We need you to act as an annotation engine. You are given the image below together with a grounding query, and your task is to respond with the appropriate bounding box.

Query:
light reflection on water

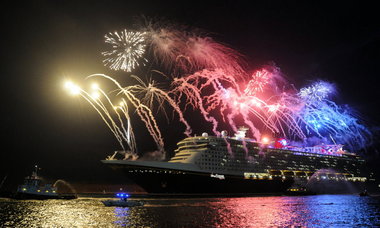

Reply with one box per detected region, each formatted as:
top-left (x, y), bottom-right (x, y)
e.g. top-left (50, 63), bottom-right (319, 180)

top-left (1, 195), bottom-right (380, 227)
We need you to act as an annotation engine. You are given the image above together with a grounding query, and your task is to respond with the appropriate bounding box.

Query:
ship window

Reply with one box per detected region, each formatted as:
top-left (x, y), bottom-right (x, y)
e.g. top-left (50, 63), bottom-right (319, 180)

top-left (175, 153), bottom-right (191, 157)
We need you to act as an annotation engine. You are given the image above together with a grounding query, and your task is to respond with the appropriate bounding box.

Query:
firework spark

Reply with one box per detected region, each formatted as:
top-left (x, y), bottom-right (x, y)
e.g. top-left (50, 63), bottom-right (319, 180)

top-left (102, 30), bottom-right (147, 72)
top-left (299, 81), bottom-right (335, 102)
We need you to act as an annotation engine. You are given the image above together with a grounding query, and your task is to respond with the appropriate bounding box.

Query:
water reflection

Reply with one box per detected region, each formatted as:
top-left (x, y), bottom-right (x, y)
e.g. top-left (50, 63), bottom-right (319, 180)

top-left (305, 195), bottom-right (380, 227)
top-left (206, 197), bottom-right (313, 227)
top-left (1, 195), bottom-right (379, 227)
top-left (113, 206), bottom-right (158, 227)
top-left (207, 195), bottom-right (380, 227)
top-left (0, 198), bottom-right (116, 227)
top-left (114, 207), bottom-right (130, 226)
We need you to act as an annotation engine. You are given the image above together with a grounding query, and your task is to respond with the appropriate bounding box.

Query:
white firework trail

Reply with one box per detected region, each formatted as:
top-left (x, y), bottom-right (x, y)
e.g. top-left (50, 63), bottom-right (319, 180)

top-left (127, 75), bottom-right (192, 137)
top-left (88, 74), bottom-right (165, 152)
top-left (64, 81), bottom-right (137, 154)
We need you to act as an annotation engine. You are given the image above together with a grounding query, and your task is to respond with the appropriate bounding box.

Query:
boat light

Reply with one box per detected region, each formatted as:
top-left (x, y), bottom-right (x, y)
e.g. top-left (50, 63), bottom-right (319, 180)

top-left (116, 193), bottom-right (130, 198)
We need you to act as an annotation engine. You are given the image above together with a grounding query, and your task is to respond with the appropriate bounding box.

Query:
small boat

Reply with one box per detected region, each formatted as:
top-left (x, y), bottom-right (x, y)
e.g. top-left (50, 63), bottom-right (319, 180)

top-left (102, 193), bottom-right (144, 207)
top-left (12, 165), bottom-right (77, 200)
top-left (359, 190), bottom-right (369, 196)
top-left (285, 187), bottom-right (316, 196)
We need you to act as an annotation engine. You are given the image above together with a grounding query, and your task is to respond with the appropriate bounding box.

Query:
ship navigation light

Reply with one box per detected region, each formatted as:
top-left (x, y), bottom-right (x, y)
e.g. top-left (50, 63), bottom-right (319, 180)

top-left (262, 137), bottom-right (270, 144)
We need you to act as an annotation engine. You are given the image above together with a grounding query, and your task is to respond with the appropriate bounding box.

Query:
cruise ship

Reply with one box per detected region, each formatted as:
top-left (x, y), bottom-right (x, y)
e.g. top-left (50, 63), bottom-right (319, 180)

top-left (102, 128), bottom-right (374, 195)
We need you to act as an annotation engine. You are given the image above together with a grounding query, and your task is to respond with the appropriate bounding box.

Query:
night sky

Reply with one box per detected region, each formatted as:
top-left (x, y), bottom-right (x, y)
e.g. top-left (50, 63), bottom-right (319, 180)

top-left (1, 1), bottom-right (379, 192)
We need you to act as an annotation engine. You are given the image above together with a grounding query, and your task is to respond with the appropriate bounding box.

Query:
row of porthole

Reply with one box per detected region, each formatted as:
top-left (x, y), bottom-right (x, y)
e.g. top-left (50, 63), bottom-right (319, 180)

top-left (21, 188), bottom-right (55, 193)
top-left (128, 170), bottom-right (185, 174)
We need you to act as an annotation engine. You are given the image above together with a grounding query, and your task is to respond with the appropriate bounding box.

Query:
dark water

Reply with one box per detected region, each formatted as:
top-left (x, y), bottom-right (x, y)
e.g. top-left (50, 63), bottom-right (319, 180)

top-left (1, 195), bottom-right (380, 227)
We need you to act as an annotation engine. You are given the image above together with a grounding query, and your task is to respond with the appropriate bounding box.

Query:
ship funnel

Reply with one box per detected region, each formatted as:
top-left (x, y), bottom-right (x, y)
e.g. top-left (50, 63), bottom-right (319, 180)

top-left (202, 132), bottom-right (209, 137)
top-left (235, 126), bottom-right (248, 139)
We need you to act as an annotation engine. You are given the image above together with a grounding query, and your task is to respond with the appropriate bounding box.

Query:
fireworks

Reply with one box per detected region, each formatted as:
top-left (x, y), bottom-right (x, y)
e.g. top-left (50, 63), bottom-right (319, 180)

top-left (244, 69), bottom-right (271, 96)
top-left (105, 22), bottom-right (246, 76)
top-left (298, 81), bottom-right (371, 150)
top-left (65, 21), bottom-right (373, 157)
top-left (102, 30), bottom-right (147, 72)
top-left (299, 81), bottom-right (335, 102)
top-left (183, 36), bottom-right (246, 75)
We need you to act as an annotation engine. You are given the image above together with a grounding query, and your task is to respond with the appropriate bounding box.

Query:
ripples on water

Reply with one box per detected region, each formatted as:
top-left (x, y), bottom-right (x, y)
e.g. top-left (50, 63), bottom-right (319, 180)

top-left (1, 195), bottom-right (380, 227)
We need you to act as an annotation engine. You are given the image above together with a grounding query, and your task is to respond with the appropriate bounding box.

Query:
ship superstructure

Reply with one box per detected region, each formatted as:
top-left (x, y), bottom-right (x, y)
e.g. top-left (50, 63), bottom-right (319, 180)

top-left (102, 128), bottom-right (372, 194)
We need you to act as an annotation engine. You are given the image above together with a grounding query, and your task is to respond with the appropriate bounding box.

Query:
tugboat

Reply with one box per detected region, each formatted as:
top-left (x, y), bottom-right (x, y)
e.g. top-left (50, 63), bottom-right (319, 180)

top-left (13, 165), bottom-right (77, 200)
top-left (102, 193), bottom-right (144, 207)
